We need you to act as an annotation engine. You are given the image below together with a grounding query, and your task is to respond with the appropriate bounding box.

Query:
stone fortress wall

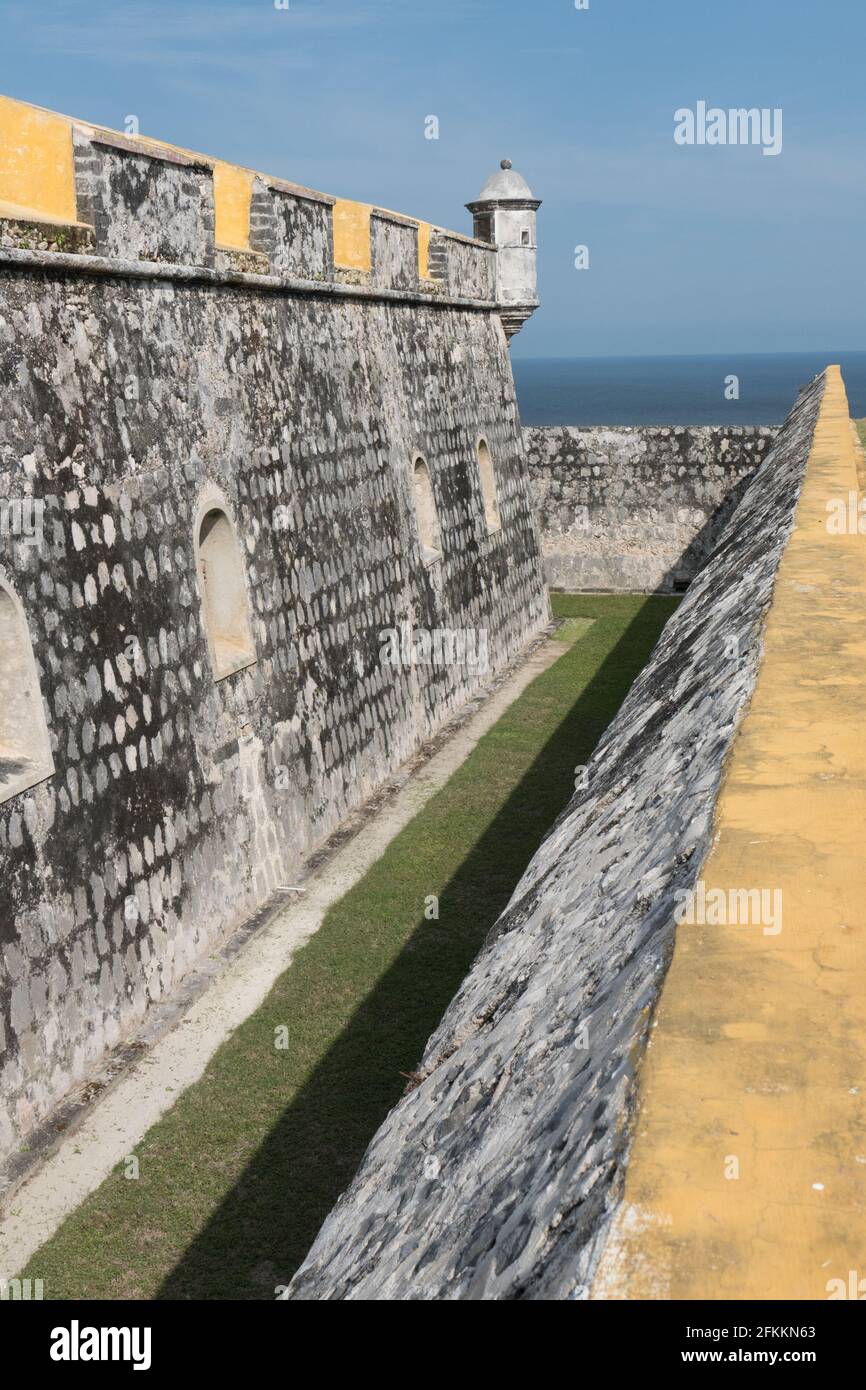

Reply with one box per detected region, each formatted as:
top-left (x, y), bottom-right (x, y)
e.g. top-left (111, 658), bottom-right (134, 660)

top-left (289, 370), bottom-right (836, 1300)
top-left (0, 97), bottom-right (549, 1168)
top-left (525, 424), bottom-right (778, 593)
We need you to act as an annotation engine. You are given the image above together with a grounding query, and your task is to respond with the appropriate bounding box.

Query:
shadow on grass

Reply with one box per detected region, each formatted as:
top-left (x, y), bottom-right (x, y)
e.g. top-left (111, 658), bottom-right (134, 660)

top-left (157, 596), bottom-right (677, 1300)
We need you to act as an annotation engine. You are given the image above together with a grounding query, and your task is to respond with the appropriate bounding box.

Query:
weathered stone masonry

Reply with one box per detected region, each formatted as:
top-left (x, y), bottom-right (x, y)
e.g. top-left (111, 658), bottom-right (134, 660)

top-left (525, 424), bottom-right (777, 593)
top-left (289, 374), bottom-right (825, 1300)
top-left (0, 103), bottom-right (549, 1167)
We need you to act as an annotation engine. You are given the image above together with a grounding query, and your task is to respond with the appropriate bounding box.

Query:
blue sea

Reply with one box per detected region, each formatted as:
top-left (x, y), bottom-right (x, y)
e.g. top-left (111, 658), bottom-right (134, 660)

top-left (513, 352), bottom-right (866, 427)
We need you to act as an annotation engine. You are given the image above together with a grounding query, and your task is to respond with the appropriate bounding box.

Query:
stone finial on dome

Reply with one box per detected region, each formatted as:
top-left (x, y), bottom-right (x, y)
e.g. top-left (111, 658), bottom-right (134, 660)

top-left (474, 160), bottom-right (535, 204)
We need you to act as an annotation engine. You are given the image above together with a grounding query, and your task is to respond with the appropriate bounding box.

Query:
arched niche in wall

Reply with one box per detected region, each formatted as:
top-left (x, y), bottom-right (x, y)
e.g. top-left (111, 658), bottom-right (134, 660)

top-left (194, 487), bottom-right (257, 681)
top-left (476, 437), bottom-right (501, 533)
top-left (412, 456), bottom-right (442, 566)
top-left (0, 571), bottom-right (54, 804)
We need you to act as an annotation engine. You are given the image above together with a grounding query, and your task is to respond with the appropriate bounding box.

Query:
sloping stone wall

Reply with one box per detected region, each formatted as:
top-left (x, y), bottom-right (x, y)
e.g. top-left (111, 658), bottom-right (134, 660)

top-left (525, 424), bottom-right (777, 593)
top-left (288, 374), bottom-right (825, 1301)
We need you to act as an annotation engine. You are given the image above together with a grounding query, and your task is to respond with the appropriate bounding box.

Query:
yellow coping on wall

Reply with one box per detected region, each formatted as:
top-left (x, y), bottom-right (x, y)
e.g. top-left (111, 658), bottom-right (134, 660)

top-left (0, 94), bottom-right (79, 226)
top-left (0, 93), bottom-right (434, 277)
top-left (211, 160), bottom-right (255, 252)
top-left (332, 198), bottom-right (372, 272)
top-left (593, 365), bottom-right (866, 1301)
top-left (417, 220), bottom-right (432, 280)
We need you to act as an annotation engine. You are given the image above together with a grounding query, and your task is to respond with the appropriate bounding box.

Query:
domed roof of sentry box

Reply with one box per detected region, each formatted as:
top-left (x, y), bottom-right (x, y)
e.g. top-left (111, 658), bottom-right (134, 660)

top-left (476, 159), bottom-right (534, 202)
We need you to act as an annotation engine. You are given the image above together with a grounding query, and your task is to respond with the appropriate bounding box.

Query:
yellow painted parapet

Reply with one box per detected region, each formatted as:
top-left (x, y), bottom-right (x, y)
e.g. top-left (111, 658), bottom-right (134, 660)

top-left (211, 160), bottom-right (255, 252)
top-left (0, 92), bottom-right (438, 280)
top-left (0, 94), bottom-right (79, 226)
top-left (417, 221), bottom-right (432, 280)
top-left (593, 366), bottom-right (866, 1301)
top-left (332, 199), bottom-right (372, 273)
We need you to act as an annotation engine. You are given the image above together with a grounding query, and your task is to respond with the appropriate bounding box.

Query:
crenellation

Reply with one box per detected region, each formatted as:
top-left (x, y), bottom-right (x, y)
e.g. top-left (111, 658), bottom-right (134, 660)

top-left (370, 210), bottom-right (419, 291)
top-left (0, 99), bottom-right (528, 333)
top-left (72, 127), bottom-right (216, 269)
top-left (249, 176), bottom-right (334, 280)
top-left (427, 228), bottom-right (497, 301)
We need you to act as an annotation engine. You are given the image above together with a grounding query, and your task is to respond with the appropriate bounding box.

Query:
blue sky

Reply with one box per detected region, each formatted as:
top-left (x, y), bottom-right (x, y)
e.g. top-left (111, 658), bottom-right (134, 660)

top-left (1, 0), bottom-right (864, 359)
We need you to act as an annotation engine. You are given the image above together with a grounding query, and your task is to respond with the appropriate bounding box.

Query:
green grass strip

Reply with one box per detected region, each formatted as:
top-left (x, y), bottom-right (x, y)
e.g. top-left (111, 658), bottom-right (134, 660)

top-left (20, 593), bottom-right (678, 1300)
